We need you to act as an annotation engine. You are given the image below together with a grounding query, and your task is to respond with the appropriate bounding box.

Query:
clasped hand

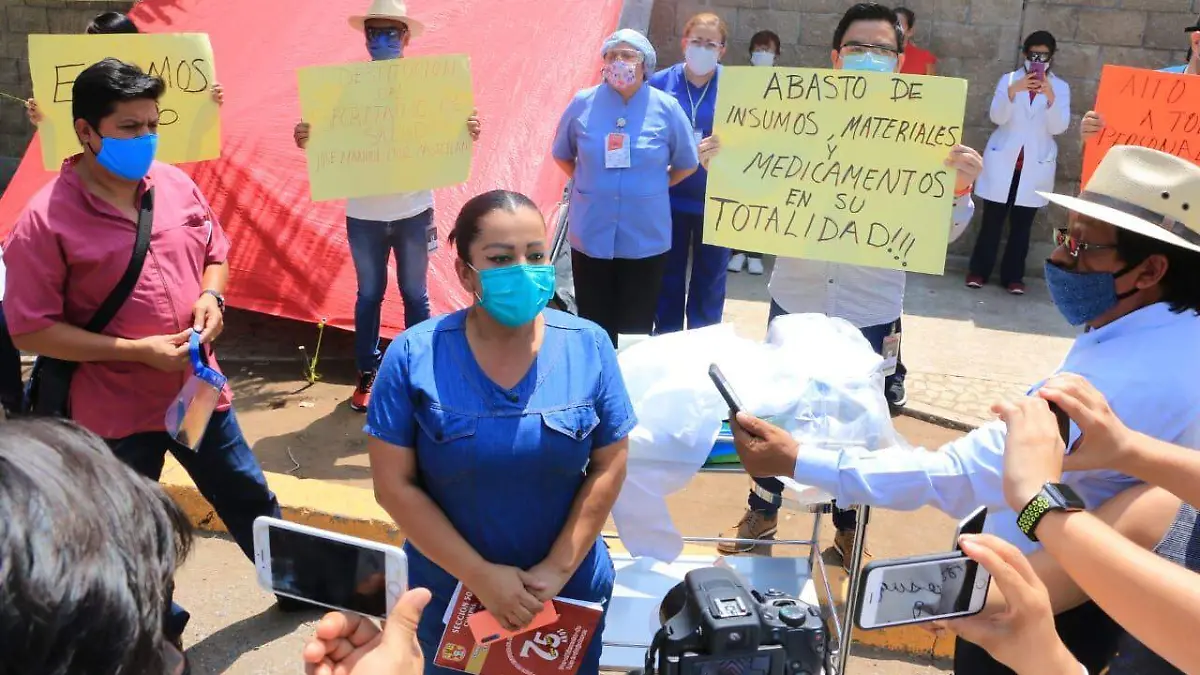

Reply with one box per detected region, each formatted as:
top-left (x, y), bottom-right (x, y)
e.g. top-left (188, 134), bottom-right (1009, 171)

top-left (470, 560), bottom-right (571, 633)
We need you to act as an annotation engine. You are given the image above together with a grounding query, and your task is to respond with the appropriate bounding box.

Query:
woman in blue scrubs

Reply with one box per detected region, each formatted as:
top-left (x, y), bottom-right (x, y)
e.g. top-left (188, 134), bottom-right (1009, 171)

top-left (366, 190), bottom-right (636, 675)
top-left (651, 12), bottom-right (731, 333)
top-left (552, 29), bottom-right (700, 346)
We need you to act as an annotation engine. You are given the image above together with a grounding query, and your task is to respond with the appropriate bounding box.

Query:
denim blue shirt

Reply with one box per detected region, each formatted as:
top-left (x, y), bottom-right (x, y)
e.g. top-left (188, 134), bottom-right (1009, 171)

top-left (552, 83), bottom-right (700, 259)
top-left (650, 63), bottom-right (720, 215)
top-left (365, 308), bottom-right (637, 674)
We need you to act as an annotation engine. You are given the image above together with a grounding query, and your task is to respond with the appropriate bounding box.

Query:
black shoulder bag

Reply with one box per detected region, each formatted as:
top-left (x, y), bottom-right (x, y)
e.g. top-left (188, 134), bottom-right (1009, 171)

top-left (26, 188), bottom-right (155, 417)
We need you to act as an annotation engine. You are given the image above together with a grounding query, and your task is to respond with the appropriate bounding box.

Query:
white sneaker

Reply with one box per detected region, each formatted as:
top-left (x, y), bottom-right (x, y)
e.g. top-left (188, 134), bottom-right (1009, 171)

top-left (728, 253), bottom-right (746, 273)
top-left (747, 257), bottom-right (764, 275)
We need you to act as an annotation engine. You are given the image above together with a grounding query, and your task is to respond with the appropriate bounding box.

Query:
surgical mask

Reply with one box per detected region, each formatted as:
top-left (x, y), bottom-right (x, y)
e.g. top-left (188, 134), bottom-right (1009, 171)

top-left (603, 60), bottom-right (639, 88)
top-left (368, 34), bottom-right (403, 60)
top-left (750, 51), bottom-right (776, 67)
top-left (474, 263), bottom-right (556, 327)
top-left (1043, 260), bottom-right (1137, 326)
top-left (684, 44), bottom-right (719, 76)
top-left (91, 133), bottom-right (158, 181)
top-left (841, 52), bottom-right (897, 73)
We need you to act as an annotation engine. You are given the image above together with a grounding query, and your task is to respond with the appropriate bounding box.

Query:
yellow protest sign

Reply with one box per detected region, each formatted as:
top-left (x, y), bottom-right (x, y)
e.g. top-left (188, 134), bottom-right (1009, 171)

top-left (28, 33), bottom-right (220, 170)
top-left (704, 67), bottom-right (968, 275)
top-left (297, 55), bottom-right (475, 202)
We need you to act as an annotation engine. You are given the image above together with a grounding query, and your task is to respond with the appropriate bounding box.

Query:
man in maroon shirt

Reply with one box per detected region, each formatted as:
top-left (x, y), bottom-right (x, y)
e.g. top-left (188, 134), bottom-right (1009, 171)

top-left (3, 59), bottom-right (284, 647)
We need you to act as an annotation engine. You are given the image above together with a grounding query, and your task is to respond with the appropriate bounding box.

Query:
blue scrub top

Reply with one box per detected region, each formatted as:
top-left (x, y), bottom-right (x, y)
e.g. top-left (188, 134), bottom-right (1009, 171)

top-left (1161, 64), bottom-right (1188, 73)
top-left (552, 83), bottom-right (700, 260)
top-left (650, 63), bottom-right (720, 215)
top-left (365, 308), bottom-right (637, 675)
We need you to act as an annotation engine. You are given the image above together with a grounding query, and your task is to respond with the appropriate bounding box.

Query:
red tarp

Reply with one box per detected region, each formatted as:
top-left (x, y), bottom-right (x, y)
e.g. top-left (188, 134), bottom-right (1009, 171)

top-left (0, 0), bottom-right (622, 334)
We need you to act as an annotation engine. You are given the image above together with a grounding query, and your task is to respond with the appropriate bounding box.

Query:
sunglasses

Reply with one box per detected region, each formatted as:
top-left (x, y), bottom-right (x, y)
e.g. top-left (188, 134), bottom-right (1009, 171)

top-left (366, 26), bottom-right (408, 41)
top-left (1054, 228), bottom-right (1118, 258)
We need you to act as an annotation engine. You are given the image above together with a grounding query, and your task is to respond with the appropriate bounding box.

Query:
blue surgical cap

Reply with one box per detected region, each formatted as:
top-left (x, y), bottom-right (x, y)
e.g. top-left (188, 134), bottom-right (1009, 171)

top-left (601, 28), bottom-right (657, 77)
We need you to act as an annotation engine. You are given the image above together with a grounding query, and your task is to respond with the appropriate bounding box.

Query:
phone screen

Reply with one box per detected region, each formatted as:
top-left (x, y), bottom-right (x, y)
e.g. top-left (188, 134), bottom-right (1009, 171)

top-left (861, 556), bottom-right (989, 627)
top-left (268, 525), bottom-right (388, 617)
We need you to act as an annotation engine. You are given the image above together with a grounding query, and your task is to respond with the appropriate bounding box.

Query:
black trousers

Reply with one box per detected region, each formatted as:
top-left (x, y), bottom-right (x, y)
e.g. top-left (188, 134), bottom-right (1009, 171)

top-left (571, 249), bottom-right (668, 347)
top-left (969, 167), bottom-right (1039, 286)
top-left (953, 601), bottom-right (1121, 674)
top-left (0, 303), bottom-right (24, 414)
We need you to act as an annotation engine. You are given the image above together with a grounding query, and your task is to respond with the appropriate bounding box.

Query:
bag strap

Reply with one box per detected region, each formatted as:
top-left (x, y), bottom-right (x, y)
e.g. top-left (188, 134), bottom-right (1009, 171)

top-left (84, 187), bottom-right (154, 334)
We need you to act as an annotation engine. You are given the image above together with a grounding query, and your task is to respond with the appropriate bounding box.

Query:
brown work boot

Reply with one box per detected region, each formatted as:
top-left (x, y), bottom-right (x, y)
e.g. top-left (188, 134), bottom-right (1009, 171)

top-left (717, 509), bottom-right (778, 554)
top-left (833, 528), bottom-right (872, 572)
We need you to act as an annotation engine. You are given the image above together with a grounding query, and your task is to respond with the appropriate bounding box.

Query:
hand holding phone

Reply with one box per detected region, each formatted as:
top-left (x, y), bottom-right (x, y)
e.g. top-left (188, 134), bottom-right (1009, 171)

top-left (855, 550), bottom-right (991, 630)
top-left (1048, 401), bottom-right (1071, 448)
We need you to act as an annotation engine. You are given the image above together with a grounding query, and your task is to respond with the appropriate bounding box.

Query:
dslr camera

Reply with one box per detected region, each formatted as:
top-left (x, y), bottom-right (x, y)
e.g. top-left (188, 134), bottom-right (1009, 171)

top-left (646, 566), bottom-right (827, 675)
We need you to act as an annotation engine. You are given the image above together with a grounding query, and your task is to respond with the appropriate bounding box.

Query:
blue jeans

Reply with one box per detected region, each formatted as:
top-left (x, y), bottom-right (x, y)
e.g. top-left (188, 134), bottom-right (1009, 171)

top-left (346, 210), bottom-right (434, 372)
top-left (107, 408), bottom-right (281, 639)
top-left (0, 303), bottom-right (24, 413)
top-left (654, 210), bottom-right (731, 333)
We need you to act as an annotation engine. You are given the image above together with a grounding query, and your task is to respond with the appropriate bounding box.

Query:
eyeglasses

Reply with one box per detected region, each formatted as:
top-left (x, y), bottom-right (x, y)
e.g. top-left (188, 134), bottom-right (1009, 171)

top-left (604, 49), bottom-right (645, 64)
top-left (365, 26), bottom-right (408, 41)
top-left (1054, 228), bottom-right (1118, 258)
top-left (1027, 51), bottom-right (1052, 63)
top-left (686, 37), bottom-right (724, 51)
top-left (841, 42), bottom-right (899, 58)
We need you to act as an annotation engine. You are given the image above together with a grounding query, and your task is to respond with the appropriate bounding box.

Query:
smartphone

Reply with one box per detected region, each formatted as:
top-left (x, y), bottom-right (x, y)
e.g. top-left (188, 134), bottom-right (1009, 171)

top-left (253, 517), bottom-right (407, 620)
top-left (467, 602), bottom-right (559, 645)
top-left (952, 506), bottom-right (988, 550)
top-left (855, 551), bottom-right (991, 630)
top-left (1048, 401), bottom-right (1072, 447)
top-left (1029, 61), bottom-right (1046, 80)
top-left (709, 363), bottom-right (745, 415)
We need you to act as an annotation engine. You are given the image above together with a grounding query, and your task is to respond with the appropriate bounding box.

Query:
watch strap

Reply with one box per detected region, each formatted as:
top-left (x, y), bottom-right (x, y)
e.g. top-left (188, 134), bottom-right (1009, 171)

top-left (202, 289), bottom-right (225, 312)
top-left (1017, 493), bottom-right (1054, 542)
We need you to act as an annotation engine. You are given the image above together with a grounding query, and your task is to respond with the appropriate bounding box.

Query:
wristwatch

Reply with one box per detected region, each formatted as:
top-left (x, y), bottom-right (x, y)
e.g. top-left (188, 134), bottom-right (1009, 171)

top-left (202, 289), bottom-right (225, 314)
top-left (1017, 482), bottom-right (1085, 542)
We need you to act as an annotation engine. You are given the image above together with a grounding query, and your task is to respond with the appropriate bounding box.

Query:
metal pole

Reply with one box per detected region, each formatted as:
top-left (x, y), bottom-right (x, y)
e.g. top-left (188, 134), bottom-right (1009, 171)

top-left (836, 505), bottom-right (871, 675)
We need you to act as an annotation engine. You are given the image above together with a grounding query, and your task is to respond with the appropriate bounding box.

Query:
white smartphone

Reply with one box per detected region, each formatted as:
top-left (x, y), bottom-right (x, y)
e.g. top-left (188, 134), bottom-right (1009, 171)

top-left (252, 516), bottom-right (407, 620)
top-left (855, 551), bottom-right (991, 630)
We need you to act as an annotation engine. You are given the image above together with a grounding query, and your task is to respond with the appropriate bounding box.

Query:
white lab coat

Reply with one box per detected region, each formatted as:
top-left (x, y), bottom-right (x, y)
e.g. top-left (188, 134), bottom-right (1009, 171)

top-left (974, 68), bottom-right (1071, 208)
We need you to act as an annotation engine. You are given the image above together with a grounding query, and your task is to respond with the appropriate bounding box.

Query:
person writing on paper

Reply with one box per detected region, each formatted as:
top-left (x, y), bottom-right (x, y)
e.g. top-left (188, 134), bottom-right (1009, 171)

top-left (1080, 16), bottom-right (1200, 143)
top-left (366, 190), bottom-right (635, 675)
top-left (293, 0), bottom-right (482, 413)
top-left (649, 13), bottom-right (731, 334)
top-left (711, 2), bottom-right (982, 568)
top-left (727, 29), bottom-right (780, 277)
top-left (2, 58), bottom-right (286, 653)
top-left (25, 11), bottom-right (225, 126)
top-left (966, 30), bottom-right (1070, 296)
top-left (728, 145), bottom-right (1200, 674)
top-left (940, 383), bottom-right (1200, 674)
top-left (551, 28), bottom-right (700, 347)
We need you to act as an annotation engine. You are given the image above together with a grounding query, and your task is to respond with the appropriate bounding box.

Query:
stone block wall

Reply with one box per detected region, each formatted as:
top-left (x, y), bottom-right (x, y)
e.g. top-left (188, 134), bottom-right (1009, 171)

top-left (649, 0), bottom-right (1199, 271)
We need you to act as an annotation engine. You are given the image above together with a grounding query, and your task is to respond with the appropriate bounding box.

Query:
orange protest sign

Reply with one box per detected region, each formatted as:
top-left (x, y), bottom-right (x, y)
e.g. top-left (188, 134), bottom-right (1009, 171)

top-left (1083, 65), bottom-right (1200, 185)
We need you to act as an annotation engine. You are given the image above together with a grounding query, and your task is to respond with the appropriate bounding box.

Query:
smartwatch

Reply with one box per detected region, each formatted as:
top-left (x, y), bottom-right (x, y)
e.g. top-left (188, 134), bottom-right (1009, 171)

top-left (1017, 482), bottom-right (1085, 542)
top-left (202, 289), bottom-right (225, 314)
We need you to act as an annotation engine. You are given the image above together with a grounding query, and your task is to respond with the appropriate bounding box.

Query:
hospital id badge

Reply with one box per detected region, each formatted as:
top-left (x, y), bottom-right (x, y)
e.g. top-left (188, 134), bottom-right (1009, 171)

top-left (426, 222), bottom-right (438, 252)
top-left (693, 130), bottom-right (704, 145)
top-left (881, 331), bottom-right (901, 377)
top-left (605, 133), bottom-right (631, 169)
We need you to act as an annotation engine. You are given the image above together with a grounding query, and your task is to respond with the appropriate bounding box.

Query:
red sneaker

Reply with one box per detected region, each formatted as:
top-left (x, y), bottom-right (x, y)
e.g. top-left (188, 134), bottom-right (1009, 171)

top-left (350, 370), bottom-right (376, 412)
top-left (1007, 282), bottom-right (1026, 295)
top-left (965, 275), bottom-right (984, 289)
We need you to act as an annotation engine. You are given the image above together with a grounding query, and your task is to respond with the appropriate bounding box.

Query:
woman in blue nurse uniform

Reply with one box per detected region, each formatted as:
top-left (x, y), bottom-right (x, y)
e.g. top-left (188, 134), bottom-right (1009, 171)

top-left (366, 190), bottom-right (636, 675)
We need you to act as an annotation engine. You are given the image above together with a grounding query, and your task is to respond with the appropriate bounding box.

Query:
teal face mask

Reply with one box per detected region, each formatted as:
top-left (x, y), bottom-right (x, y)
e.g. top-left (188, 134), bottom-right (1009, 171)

top-left (842, 52), bottom-right (898, 73)
top-left (475, 264), bottom-right (556, 327)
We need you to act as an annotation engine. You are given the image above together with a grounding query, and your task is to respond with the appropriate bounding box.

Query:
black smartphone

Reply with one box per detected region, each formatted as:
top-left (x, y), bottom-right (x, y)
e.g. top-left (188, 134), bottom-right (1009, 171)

top-left (1048, 401), bottom-right (1071, 446)
top-left (708, 363), bottom-right (744, 415)
top-left (952, 506), bottom-right (987, 551)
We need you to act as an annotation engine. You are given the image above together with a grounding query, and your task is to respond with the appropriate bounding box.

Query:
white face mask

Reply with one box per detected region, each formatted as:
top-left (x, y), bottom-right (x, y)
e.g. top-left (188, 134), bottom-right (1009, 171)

top-left (750, 51), bottom-right (776, 67)
top-left (684, 44), bottom-right (720, 76)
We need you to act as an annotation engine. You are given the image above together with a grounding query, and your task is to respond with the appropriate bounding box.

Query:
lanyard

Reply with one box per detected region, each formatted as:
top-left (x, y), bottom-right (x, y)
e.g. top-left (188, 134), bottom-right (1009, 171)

top-left (684, 75), bottom-right (713, 129)
top-left (188, 331), bottom-right (228, 389)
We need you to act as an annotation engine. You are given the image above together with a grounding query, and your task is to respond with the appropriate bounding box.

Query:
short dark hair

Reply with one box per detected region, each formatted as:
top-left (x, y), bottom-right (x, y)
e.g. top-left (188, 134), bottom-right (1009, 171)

top-left (833, 3), bottom-right (904, 53)
top-left (449, 190), bottom-right (543, 263)
top-left (894, 7), bottom-right (916, 28)
top-left (749, 30), bottom-right (781, 55)
top-left (86, 11), bottom-right (139, 34)
top-left (71, 58), bottom-right (165, 132)
top-left (1024, 30), bottom-right (1057, 55)
top-left (0, 418), bottom-right (193, 675)
top-left (1115, 227), bottom-right (1200, 315)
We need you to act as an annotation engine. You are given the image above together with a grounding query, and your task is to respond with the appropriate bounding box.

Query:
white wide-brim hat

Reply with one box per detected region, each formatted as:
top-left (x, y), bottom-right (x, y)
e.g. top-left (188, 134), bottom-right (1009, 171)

top-left (1038, 145), bottom-right (1200, 255)
top-left (349, 0), bottom-right (425, 37)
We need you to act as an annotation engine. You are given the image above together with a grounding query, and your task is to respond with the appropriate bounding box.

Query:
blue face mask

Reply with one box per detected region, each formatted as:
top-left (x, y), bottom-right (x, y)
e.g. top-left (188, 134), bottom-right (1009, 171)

top-left (1043, 260), bottom-right (1136, 326)
top-left (842, 52), bottom-right (898, 72)
top-left (367, 34), bottom-right (403, 60)
top-left (475, 264), bottom-right (556, 327)
top-left (92, 134), bottom-right (158, 181)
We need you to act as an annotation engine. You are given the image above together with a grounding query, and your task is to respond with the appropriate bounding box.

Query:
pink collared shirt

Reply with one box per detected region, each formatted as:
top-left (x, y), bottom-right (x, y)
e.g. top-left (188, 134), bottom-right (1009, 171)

top-left (3, 158), bottom-right (233, 440)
